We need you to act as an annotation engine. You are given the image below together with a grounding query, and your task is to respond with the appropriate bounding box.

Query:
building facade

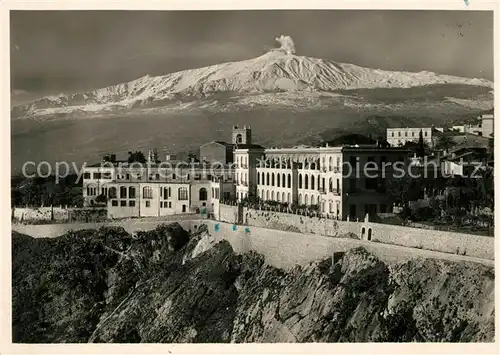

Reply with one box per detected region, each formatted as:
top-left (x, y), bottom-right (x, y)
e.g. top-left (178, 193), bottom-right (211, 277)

top-left (83, 125), bottom-right (410, 221)
top-left (235, 142), bottom-right (410, 221)
top-left (386, 127), bottom-right (440, 147)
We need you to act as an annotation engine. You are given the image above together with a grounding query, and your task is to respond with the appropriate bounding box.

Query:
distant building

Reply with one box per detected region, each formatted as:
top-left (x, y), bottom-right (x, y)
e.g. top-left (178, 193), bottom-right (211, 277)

top-left (386, 127), bottom-right (441, 148)
top-left (199, 141), bottom-right (234, 164)
top-left (451, 112), bottom-right (494, 138)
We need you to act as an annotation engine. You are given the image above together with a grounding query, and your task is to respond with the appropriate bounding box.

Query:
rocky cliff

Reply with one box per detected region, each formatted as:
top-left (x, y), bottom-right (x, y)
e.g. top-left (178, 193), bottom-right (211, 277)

top-left (12, 223), bottom-right (494, 343)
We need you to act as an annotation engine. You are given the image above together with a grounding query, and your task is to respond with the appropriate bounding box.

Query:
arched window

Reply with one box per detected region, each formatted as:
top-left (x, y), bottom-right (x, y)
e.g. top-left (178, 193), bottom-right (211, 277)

top-left (299, 174), bottom-right (303, 189)
top-left (108, 187), bottom-right (117, 198)
top-left (212, 187), bottom-right (215, 197)
top-left (287, 193), bottom-right (291, 203)
top-left (271, 191), bottom-right (275, 200)
top-left (299, 194), bottom-right (303, 205)
top-left (329, 178), bottom-right (333, 192)
top-left (282, 173), bottom-right (286, 187)
top-left (311, 175), bottom-right (315, 190)
top-left (311, 162), bottom-right (316, 170)
top-left (281, 192), bottom-right (285, 202)
top-left (361, 227), bottom-right (366, 239)
top-left (329, 202), bottom-right (333, 213)
top-left (305, 194), bottom-right (309, 205)
top-left (266, 190), bottom-right (269, 200)
top-left (277, 192), bottom-right (280, 202)
top-left (336, 157), bottom-right (341, 169)
top-left (261, 189), bottom-right (264, 199)
top-left (199, 188), bottom-right (207, 201)
top-left (336, 179), bottom-right (340, 192)
top-left (129, 187), bottom-right (136, 199)
top-left (305, 175), bottom-right (309, 189)
top-left (261, 172), bottom-right (265, 185)
top-left (236, 134), bottom-right (243, 144)
top-left (266, 173), bottom-right (270, 186)
top-left (329, 157), bottom-right (333, 171)
top-left (272, 173), bottom-right (275, 186)
top-left (257, 173), bottom-right (260, 185)
top-left (277, 174), bottom-right (280, 187)
top-left (288, 174), bottom-right (291, 188)
top-left (311, 195), bottom-right (316, 205)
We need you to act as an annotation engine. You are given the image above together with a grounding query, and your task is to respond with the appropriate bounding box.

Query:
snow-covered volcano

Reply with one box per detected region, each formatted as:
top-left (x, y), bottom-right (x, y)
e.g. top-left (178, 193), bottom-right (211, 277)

top-left (11, 47), bottom-right (493, 119)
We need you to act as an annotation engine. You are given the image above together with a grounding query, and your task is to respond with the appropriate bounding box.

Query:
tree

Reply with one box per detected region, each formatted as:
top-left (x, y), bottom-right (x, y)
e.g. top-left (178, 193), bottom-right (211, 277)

top-left (127, 151), bottom-right (146, 164)
top-left (417, 130), bottom-right (425, 158)
top-left (435, 134), bottom-right (457, 152)
top-left (386, 175), bottom-right (423, 214)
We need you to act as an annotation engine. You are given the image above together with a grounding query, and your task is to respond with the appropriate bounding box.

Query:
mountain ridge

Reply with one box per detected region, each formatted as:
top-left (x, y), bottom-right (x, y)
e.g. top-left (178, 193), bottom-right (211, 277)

top-left (11, 49), bottom-right (493, 119)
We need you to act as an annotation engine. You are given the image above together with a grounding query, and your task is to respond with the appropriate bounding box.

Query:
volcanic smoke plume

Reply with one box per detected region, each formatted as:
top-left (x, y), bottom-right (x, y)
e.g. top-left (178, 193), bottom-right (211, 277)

top-left (275, 35), bottom-right (296, 55)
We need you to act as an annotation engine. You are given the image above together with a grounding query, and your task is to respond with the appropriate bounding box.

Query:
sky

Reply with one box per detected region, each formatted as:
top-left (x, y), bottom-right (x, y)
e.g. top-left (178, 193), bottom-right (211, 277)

top-left (10, 10), bottom-right (494, 104)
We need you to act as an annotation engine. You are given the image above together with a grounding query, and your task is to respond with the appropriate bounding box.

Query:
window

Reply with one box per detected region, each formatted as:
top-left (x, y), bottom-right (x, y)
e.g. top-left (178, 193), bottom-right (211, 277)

top-left (143, 186), bottom-right (153, 199)
top-left (311, 175), bottom-right (315, 190)
top-left (257, 173), bottom-right (260, 185)
top-left (146, 201), bottom-right (151, 207)
top-left (424, 131), bottom-right (428, 137)
top-left (108, 187), bottom-right (117, 198)
top-left (129, 187), bottom-right (136, 199)
top-left (412, 132), bottom-right (415, 137)
top-left (169, 201), bottom-right (172, 208)
top-left (266, 173), bottom-right (270, 186)
top-left (93, 173), bottom-right (101, 179)
top-left (305, 194), bottom-right (309, 205)
top-left (83, 172), bottom-right (91, 179)
top-left (349, 179), bottom-right (357, 193)
top-left (349, 204), bottom-right (357, 218)
top-left (282, 173), bottom-right (286, 187)
top-left (103, 172), bottom-right (112, 179)
top-left (178, 187), bottom-right (188, 200)
top-left (162, 187), bottom-right (171, 199)
top-left (199, 188), bottom-right (207, 201)
top-left (305, 175), bottom-right (309, 189)
top-left (111, 200), bottom-right (118, 206)
top-left (288, 174), bottom-right (291, 188)
top-left (223, 192), bottom-right (230, 200)
top-left (277, 174), bottom-right (280, 187)
top-left (120, 200), bottom-right (127, 207)
top-left (398, 132), bottom-right (401, 137)
top-left (391, 132), bottom-right (394, 137)
top-left (365, 178), bottom-right (378, 190)
top-left (120, 186), bottom-right (127, 199)
top-left (299, 174), bottom-right (303, 189)
top-left (405, 132), bottom-right (408, 137)
top-left (129, 200), bottom-right (135, 207)
top-left (172, 173), bottom-right (176, 180)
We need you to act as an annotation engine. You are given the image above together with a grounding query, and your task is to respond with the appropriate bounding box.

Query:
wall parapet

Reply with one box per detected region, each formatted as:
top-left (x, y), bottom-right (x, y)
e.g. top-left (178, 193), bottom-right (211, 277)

top-left (217, 203), bottom-right (493, 260)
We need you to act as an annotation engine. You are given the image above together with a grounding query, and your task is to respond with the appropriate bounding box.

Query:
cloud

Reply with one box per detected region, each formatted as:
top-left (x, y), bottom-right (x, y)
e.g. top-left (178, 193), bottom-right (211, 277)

top-left (275, 35), bottom-right (296, 55)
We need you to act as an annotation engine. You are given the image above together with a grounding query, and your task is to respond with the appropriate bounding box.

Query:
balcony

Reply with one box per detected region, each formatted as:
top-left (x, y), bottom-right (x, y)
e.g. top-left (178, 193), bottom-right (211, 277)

top-left (331, 189), bottom-right (341, 196)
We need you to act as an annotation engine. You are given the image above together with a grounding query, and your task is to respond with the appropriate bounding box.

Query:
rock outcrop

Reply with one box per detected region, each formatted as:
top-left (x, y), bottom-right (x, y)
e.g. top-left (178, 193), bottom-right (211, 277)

top-left (12, 223), bottom-right (494, 343)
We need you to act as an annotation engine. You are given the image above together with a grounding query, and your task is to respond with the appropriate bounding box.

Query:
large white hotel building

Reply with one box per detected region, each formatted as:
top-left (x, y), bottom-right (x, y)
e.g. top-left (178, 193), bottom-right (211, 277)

top-left (83, 126), bottom-right (410, 221)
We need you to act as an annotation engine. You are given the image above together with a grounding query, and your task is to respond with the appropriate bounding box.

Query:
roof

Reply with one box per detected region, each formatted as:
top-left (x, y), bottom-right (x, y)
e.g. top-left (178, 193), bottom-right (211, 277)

top-left (200, 141), bottom-right (234, 148)
top-left (234, 144), bottom-right (266, 150)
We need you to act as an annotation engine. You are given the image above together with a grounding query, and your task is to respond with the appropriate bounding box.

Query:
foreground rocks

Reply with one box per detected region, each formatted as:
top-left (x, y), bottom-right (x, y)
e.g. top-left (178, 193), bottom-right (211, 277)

top-left (12, 223), bottom-right (494, 343)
